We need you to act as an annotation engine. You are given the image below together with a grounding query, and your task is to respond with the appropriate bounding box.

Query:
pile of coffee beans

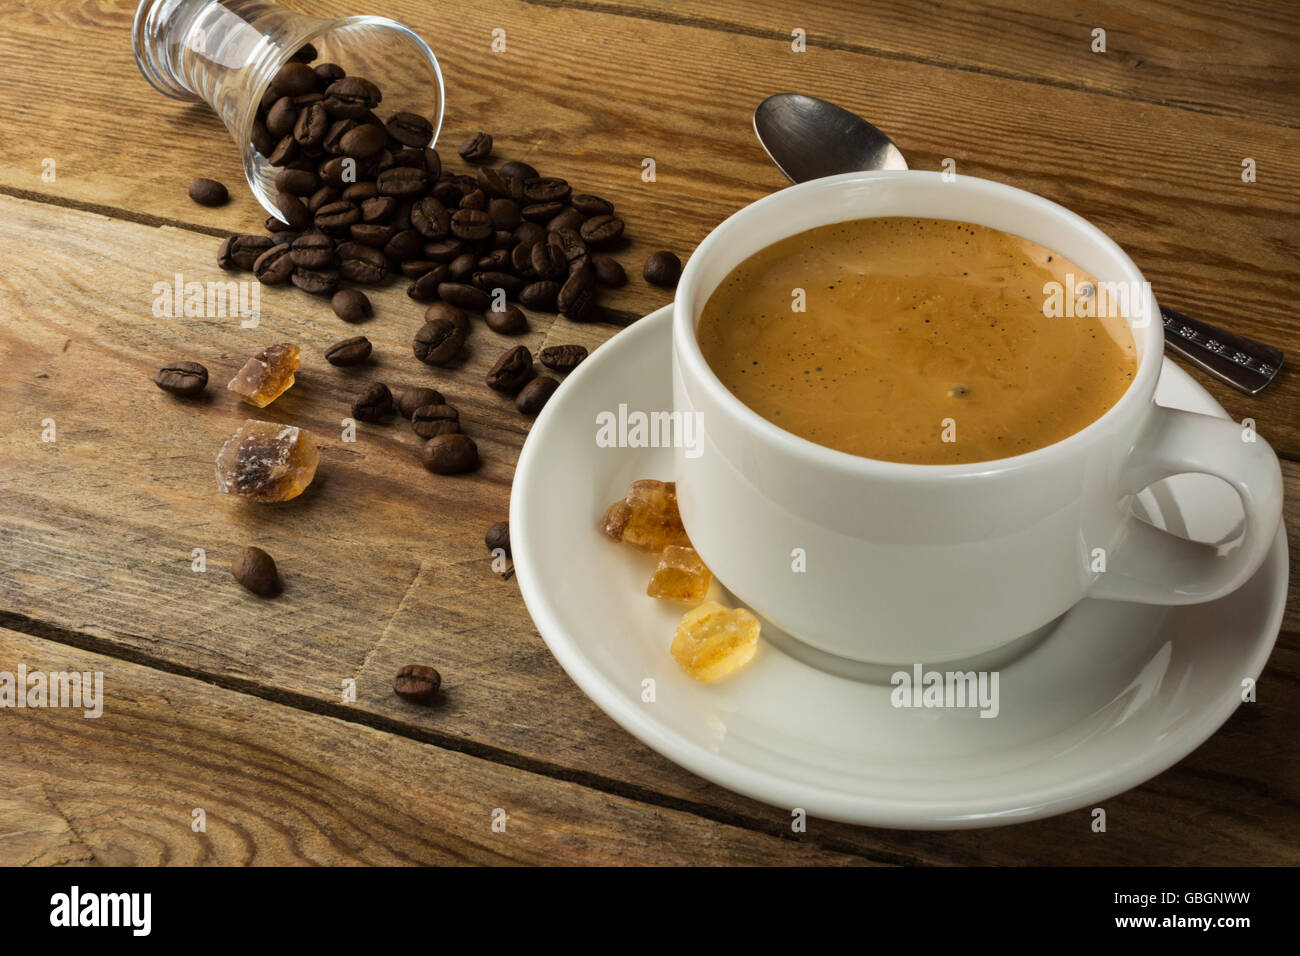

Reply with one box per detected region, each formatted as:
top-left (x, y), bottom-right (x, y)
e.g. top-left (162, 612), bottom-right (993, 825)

top-left (215, 50), bottom-right (640, 336)
top-left (162, 42), bottom-right (683, 621)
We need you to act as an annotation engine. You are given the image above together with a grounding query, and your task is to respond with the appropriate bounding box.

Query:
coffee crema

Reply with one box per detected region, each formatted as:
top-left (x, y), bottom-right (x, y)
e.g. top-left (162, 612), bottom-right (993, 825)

top-left (697, 217), bottom-right (1138, 464)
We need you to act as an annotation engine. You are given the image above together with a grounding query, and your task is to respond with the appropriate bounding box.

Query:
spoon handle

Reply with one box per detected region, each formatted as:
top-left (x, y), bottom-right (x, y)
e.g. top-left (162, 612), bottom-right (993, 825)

top-left (1160, 305), bottom-right (1283, 395)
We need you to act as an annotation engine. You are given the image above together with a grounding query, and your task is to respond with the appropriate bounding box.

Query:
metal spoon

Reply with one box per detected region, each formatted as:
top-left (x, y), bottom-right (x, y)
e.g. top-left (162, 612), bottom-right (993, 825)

top-left (753, 93), bottom-right (1283, 394)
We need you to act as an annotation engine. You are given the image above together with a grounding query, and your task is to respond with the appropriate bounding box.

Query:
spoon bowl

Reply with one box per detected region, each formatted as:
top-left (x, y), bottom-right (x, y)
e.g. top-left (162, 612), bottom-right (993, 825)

top-left (754, 93), bottom-right (907, 183)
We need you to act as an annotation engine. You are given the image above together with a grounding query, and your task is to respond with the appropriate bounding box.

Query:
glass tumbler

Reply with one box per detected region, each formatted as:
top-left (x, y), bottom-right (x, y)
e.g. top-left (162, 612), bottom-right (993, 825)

top-left (132, 0), bottom-right (444, 218)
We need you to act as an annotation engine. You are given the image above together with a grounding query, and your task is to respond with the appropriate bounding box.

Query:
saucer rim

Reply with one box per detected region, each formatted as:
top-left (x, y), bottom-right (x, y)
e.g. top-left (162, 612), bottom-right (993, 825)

top-left (510, 305), bottom-right (1288, 829)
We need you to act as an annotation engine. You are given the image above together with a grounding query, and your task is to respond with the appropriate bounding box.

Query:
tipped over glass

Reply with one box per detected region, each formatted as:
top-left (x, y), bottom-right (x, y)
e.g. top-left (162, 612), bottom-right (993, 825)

top-left (133, 0), bottom-right (444, 218)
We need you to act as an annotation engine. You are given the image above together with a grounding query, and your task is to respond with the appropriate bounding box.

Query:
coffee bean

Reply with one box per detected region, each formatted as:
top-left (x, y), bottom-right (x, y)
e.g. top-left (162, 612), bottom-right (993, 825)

top-left (580, 214), bottom-right (624, 245)
top-left (516, 376), bottom-right (560, 415)
top-left (323, 76), bottom-right (382, 118)
top-left (513, 221), bottom-right (546, 244)
top-left (422, 147), bottom-right (443, 180)
top-left (413, 318), bottom-right (465, 365)
top-left (336, 241), bottom-right (388, 283)
top-left (448, 253), bottom-right (477, 280)
top-left (352, 382), bottom-right (395, 422)
top-left (338, 122), bottom-right (387, 158)
top-left (383, 228), bottom-right (423, 261)
top-left (451, 208), bottom-right (493, 241)
top-left (357, 195), bottom-right (395, 223)
top-left (531, 241), bottom-right (567, 279)
top-left (332, 288), bottom-right (372, 322)
top-left (314, 62), bottom-right (344, 85)
top-left (325, 335), bottom-right (372, 366)
top-left (397, 259), bottom-right (435, 279)
top-left (518, 280), bottom-right (560, 311)
top-left (549, 227), bottom-right (588, 266)
top-left (511, 241), bottom-right (537, 276)
top-left (307, 185), bottom-right (340, 213)
top-left (424, 302), bottom-right (469, 334)
top-left (274, 191), bottom-right (311, 230)
top-left (275, 167), bottom-right (318, 196)
top-left (314, 156), bottom-right (347, 187)
top-left (473, 271), bottom-right (523, 297)
top-left (487, 197), bottom-right (521, 231)
top-left (219, 234), bottom-right (273, 270)
top-left (644, 250), bottom-right (682, 287)
top-left (475, 167), bottom-right (509, 197)
top-left (289, 233), bottom-right (336, 268)
top-left (252, 118), bottom-right (277, 157)
top-left (486, 346), bottom-right (535, 394)
top-left (265, 216), bottom-right (294, 235)
top-left (252, 244), bottom-right (295, 284)
top-left (267, 134), bottom-right (299, 166)
top-left (393, 664), bottom-right (441, 702)
top-left (291, 267), bottom-right (339, 295)
top-left (292, 101), bottom-right (328, 147)
top-left (322, 117), bottom-right (357, 154)
top-left (521, 201), bottom-right (565, 224)
top-left (524, 177), bottom-right (571, 203)
top-left (458, 188), bottom-right (487, 211)
top-left (438, 282), bottom-right (491, 311)
top-left (376, 165), bottom-right (428, 196)
top-left (485, 304), bottom-right (528, 335)
top-left (558, 265), bottom-right (597, 320)
top-left (231, 546), bottom-right (281, 597)
top-left (571, 194), bottom-right (613, 216)
top-left (477, 249), bottom-right (511, 272)
top-left (398, 386), bottom-right (445, 419)
top-left (386, 111), bottom-right (433, 147)
top-left (154, 361), bottom-right (208, 396)
top-left (499, 160), bottom-right (539, 180)
top-left (591, 255), bottom-right (627, 287)
top-left (270, 61), bottom-right (317, 98)
top-left (421, 433), bottom-right (480, 474)
top-left (539, 344), bottom-right (588, 373)
top-left (410, 197), bottom-right (451, 238)
top-left (314, 199), bottom-right (360, 232)
top-left (547, 207), bottom-right (586, 233)
top-left (458, 131), bottom-right (493, 162)
top-left (188, 178), bottom-right (229, 207)
top-left (348, 223), bottom-right (392, 248)
top-left (265, 96), bottom-right (298, 138)
top-left (407, 267), bottom-right (451, 300)
top-left (485, 521), bottom-right (511, 557)
top-left (410, 403), bottom-right (460, 438)
top-left (291, 42), bottom-right (317, 63)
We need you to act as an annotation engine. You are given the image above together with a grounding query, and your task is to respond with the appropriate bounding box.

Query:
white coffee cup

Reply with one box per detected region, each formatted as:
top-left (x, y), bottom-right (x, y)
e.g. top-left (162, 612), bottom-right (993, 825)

top-left (672, 170), bottom-right (1283, 665)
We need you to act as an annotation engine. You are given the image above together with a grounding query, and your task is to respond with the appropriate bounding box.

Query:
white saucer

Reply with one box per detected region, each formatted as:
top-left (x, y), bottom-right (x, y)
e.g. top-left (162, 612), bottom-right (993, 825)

top-left (511, 306), bottom-right (1288, 829)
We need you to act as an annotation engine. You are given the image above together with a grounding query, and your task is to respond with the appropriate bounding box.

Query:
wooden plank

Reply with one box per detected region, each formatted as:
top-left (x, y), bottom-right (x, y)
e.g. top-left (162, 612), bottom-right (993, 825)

top-left (578, 0), bottom-right (1300, 127)
top-left (0, 627), bottom-right (863, 865)
top-left (1, 197), bottom-right (1296, 864)
top-left (0, 2), bottom-right (1296, 453)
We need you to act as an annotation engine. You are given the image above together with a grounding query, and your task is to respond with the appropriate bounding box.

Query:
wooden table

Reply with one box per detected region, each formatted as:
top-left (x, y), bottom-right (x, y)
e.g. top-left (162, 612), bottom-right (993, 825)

top-left (1, 0), bottom-right (1296, 866)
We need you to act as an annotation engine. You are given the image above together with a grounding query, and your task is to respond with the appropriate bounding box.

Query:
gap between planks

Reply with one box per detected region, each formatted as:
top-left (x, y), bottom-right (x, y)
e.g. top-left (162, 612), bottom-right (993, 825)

top-left (516, 0), bottom-right (1300, 131)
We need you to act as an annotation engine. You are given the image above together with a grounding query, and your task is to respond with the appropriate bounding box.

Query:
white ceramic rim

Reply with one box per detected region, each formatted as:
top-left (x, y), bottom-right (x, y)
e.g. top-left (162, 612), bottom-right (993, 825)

top-left (673, 170), bottom-right (1163, 480)
top-left (512, 306), bottom-right (1289, 828)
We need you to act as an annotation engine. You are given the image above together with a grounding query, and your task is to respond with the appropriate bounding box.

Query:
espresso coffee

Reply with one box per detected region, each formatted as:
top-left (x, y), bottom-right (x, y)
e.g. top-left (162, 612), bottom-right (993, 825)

top-left (697, 217), bottom-right (1137, 464)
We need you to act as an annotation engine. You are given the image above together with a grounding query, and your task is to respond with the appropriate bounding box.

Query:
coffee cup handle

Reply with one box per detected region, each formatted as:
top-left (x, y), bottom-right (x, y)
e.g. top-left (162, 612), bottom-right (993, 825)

top-left (1088, 405), bottom-right (1283, 605)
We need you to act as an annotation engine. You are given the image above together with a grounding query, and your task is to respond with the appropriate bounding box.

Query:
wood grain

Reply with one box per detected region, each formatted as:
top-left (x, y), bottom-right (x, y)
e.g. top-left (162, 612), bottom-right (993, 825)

top-left (1, 195), bottom-right (1296, 865)
top-left (0, 1), bottom-right (1296, 453)
top-left (0, 0), bottom-right (1296, 866)
top-left (0, 627), bottom-right (864, 865)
